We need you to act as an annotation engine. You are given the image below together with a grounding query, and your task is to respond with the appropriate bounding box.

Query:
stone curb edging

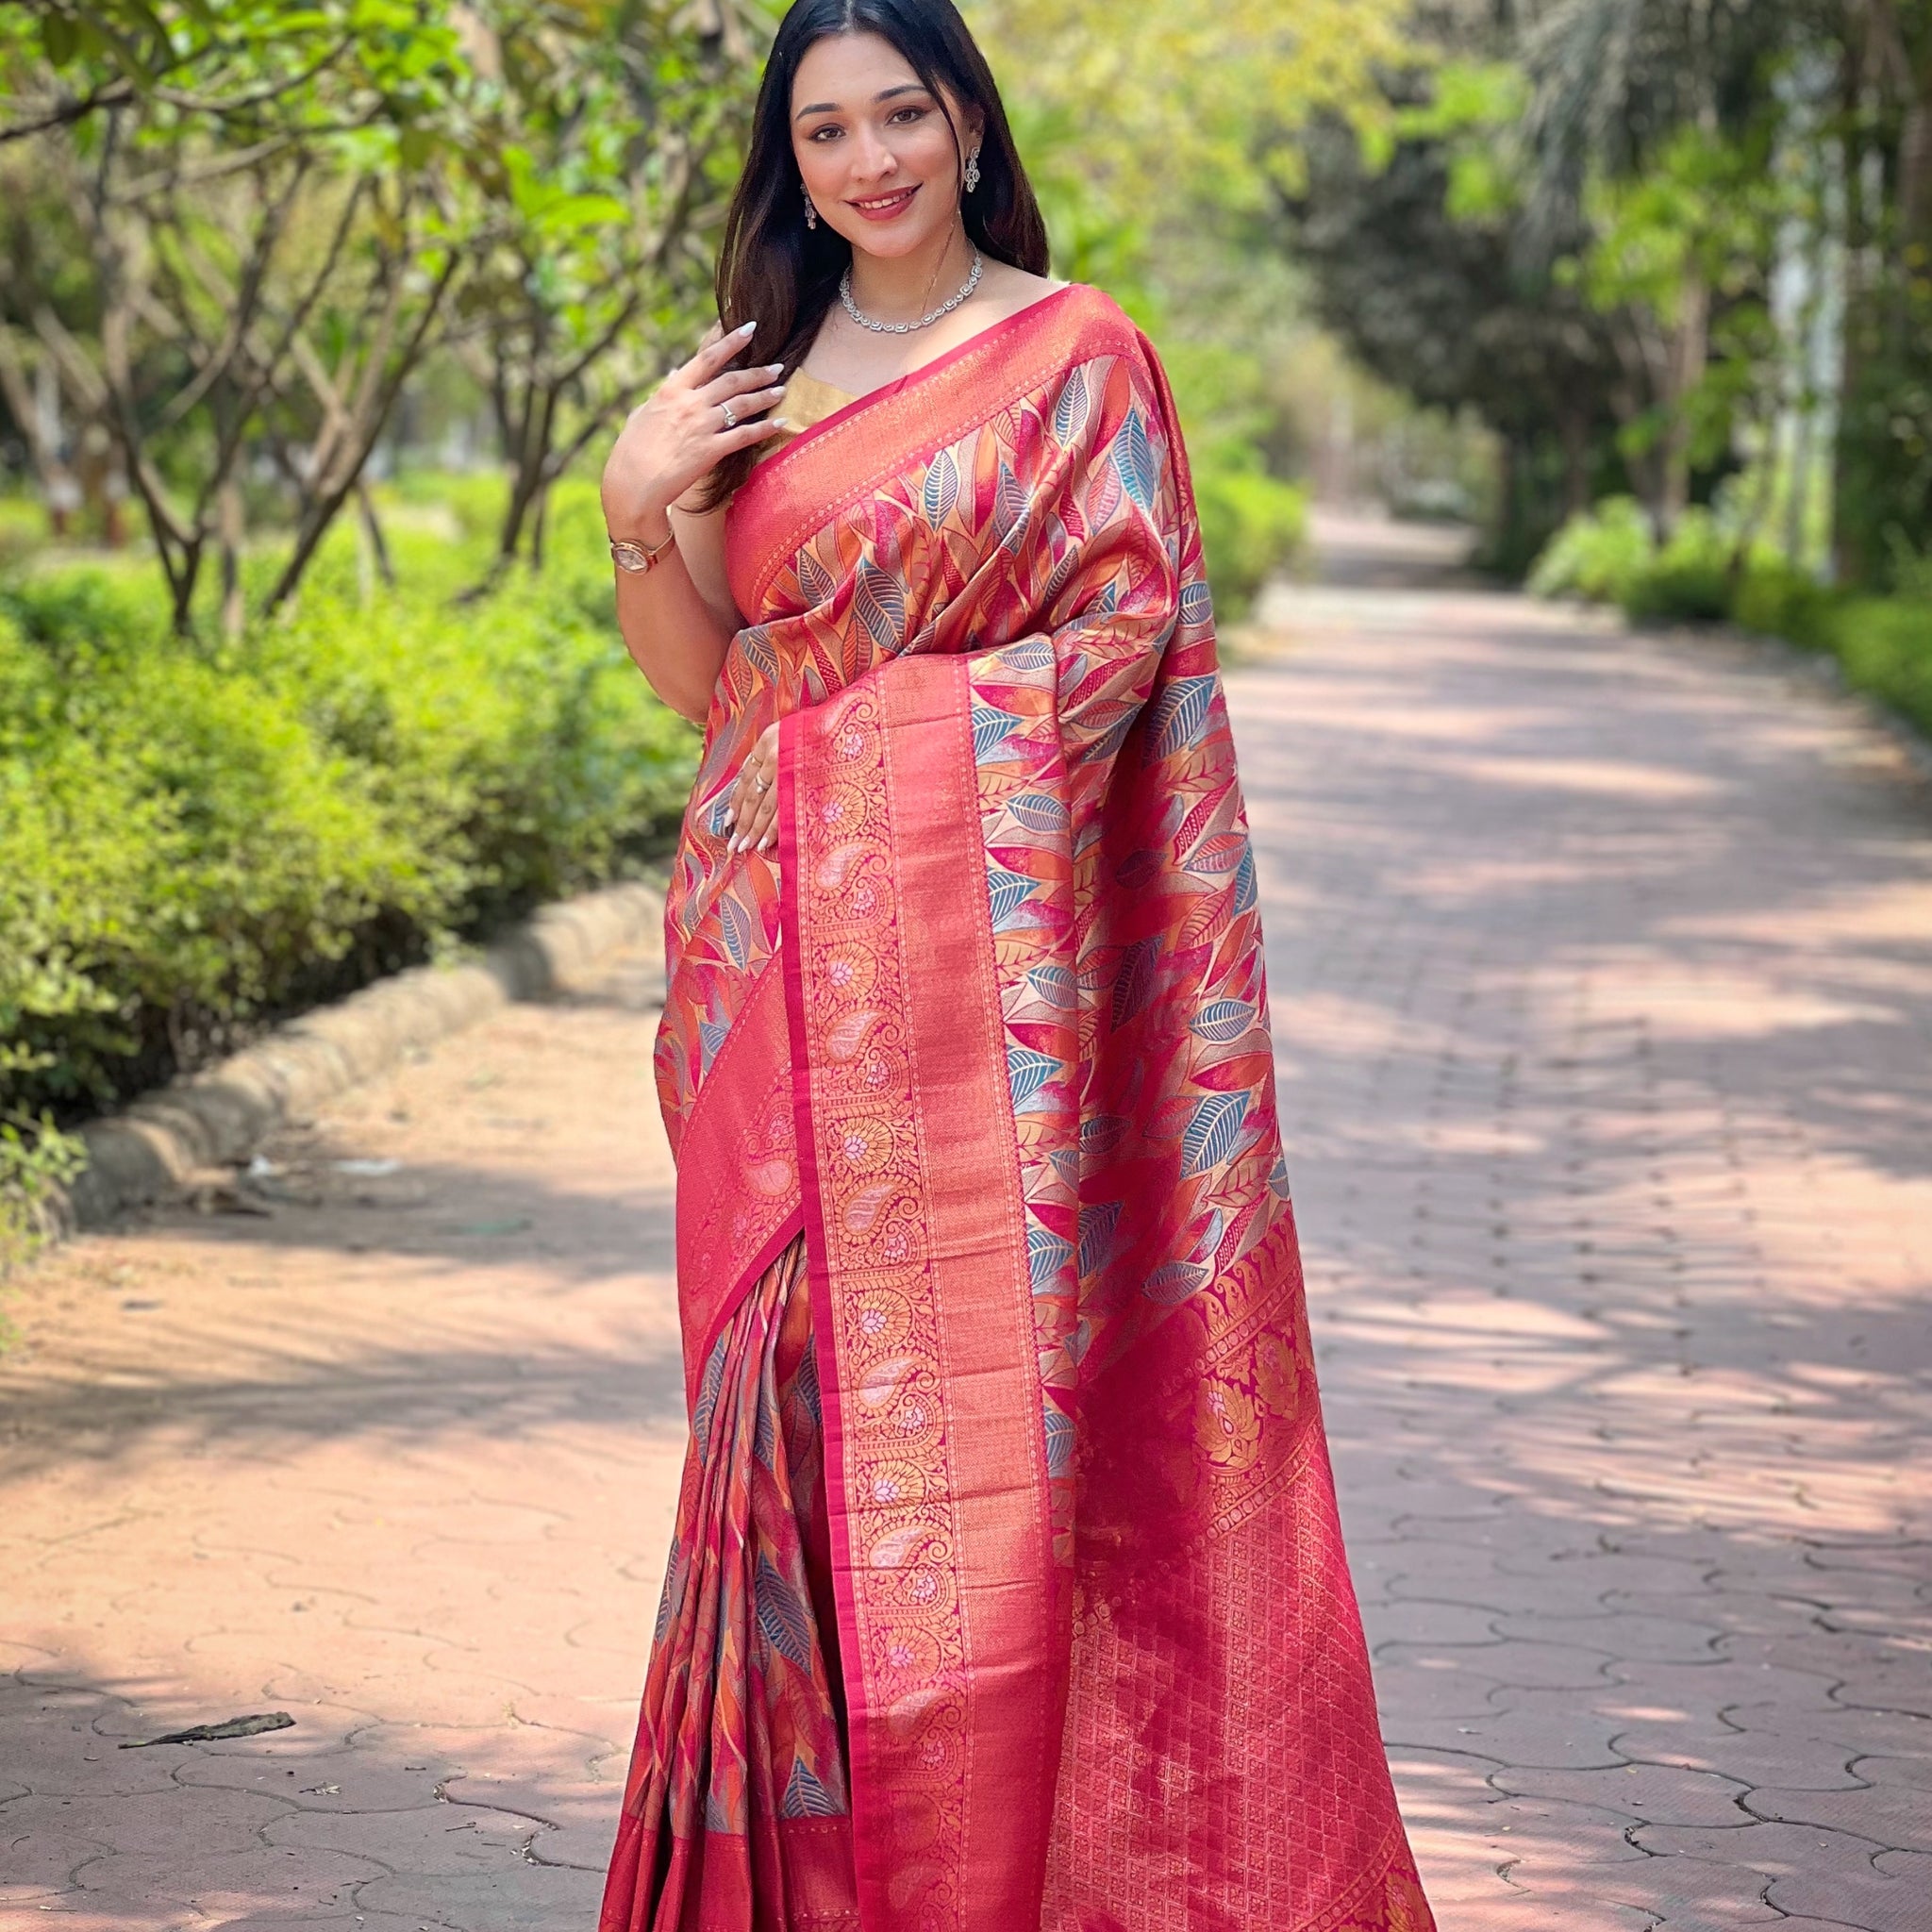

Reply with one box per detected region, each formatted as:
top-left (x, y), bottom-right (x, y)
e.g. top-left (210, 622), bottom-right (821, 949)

top-left (44, 874), bottom-right (669, 1239)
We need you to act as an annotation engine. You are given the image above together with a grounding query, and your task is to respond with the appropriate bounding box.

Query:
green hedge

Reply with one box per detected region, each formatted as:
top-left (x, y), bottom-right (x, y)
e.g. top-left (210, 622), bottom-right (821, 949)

top-left (0, 479), bottom-right (694, 1125)
top-left (1530, 501), bottom-right (1932, 742)
top-left (1192, 456), bottom-right (1307, 624)
top-left (4, 448), bottom-right (1307, 1138)
top-left (1529, 497), bottom-right (1738, 621)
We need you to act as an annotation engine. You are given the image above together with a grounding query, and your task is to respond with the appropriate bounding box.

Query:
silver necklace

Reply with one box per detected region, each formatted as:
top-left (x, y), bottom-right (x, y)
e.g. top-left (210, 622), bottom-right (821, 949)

top-left (840, 250), bottom-right (983, 335)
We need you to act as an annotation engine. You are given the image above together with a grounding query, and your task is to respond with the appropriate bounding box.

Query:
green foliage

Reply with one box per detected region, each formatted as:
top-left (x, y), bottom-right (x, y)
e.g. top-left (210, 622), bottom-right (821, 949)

top-left (0, 477), bottom-right (692, 1123)
top-left (1527, 496), bottom-right (1657, 604)
top-left (3, 1), bottom-right (465, 142)
top-left (1731, 558), bottom-right (1838, 652)
top-left (0, 1110), bottom-right (86, 1285)
top-left (1838, 303), bottom-right (1932, 588)
top-left (1533, 508), bottom-right (1932, 750)
top-left (1825, 598), bottom-right (1932, 737)
top-left (0, 0), bottom-right (764, 626)
top-left (1620, 514), bottom-right (1734, 625)
top-left (1530, 498), bottom-right (1743, 623)
top-left (1192, 458), bottom-right (1307, 624)
top-left (1746, 574), bottom-right (1932, 741)
top-left (442, 1), bottom-right (762, 572)
top-left (0, 496), bottom-right (48, 565)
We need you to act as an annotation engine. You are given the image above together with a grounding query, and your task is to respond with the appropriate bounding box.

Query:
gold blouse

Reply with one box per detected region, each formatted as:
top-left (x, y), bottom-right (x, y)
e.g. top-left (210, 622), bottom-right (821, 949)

top-left (757, 366), bottom-right (858, 463)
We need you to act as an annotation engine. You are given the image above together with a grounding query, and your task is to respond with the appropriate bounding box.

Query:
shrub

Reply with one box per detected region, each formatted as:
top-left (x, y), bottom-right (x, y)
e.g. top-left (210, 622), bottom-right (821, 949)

top-left (1621, 509), bottom-right (1735, 624)
top-left (0, 477), bottom-right (694, 1124)
top-left (1530, 501), bottom-right (1778, 625)
top-left (0, 496), bottom-right (48, 567)
top-left (1193, 457), bottom-right (1307, 623)
top-left (1531, 501), bottom-right (1932, 747)
top-left (1827, 597), bottom-right (1932, 738)
top-left (1732, 559), bottom-right (1839, 652)
top-left (1527, 496), bottom-right (1656, 604)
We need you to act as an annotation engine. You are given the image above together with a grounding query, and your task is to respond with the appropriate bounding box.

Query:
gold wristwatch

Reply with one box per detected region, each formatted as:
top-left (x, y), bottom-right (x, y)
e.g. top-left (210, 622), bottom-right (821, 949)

top-left (609, 526), bottom-right (677, 575)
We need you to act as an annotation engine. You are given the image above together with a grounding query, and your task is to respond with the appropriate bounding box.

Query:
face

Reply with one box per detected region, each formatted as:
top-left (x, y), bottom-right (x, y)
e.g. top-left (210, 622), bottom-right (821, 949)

top-left (791, 31), bottom-right (983, 260)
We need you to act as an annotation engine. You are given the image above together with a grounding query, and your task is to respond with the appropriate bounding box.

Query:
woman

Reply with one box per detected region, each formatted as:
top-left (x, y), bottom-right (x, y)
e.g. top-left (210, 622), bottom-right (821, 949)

top-left (596, 4), bottom-right (1436, 1928)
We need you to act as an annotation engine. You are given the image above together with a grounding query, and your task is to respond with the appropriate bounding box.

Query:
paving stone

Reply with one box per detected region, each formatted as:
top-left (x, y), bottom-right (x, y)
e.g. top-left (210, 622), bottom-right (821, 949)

top-left (1495, 1761), bottom-right (1757, 1828)
top-left (264, 1799), bottom-right (546, 1872)
top-left (1377, 1636), bottom-right (1618, 1690)
top-left (1744, 1782), bottom-right (1932, 1855)
top-left (352, 1867), bottom-right (606, 1929)
top-left (1492, 1609), bottom-right (1732, 1664)
top-left (1361, 1598), bottom-right (1506, 1648)
top-left (1856, 1754), bottom-right (1932, 1795)
top-left (1765, 1865), bottom-right (1932, 1932)
top-left (1391, 1684), bottom-right (1630, 1769)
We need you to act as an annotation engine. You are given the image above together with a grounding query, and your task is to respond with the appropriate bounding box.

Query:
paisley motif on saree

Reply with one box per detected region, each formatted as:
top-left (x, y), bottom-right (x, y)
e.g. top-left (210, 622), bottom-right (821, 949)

top-left (603, 286), bottom-right (1435, 1932)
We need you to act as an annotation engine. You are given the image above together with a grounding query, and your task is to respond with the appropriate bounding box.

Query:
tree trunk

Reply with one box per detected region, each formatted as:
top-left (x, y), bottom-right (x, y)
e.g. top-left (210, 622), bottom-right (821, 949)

top-left (1659, 268), bottom-right (1710, 535)
top-left (218, 480), bottom-right (245, 640)
top-left (528, 476), bottom-right (551, 575)
top-left (1559, 407), bottom-right (1591, 518)
top-left (1833, 43), bottom-right (1871, 585)
top-left (0, 333), bottom-right (83, 536)
top-left (357, 479), bottom-right (394, 588)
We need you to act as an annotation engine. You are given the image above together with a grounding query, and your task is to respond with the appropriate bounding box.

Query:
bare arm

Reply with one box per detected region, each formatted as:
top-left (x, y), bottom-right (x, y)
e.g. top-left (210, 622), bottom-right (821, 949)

top-left (600, 323), bottom-right (790, 725)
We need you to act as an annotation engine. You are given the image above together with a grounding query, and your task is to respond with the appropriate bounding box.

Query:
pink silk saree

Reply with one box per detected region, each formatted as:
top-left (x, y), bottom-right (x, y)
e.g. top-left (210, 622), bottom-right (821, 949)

top-left (602, 285), bottom-right (1435, 1932)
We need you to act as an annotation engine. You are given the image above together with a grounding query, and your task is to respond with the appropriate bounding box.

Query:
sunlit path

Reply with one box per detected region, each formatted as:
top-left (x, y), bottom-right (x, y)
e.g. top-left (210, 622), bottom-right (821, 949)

top-left (1251, 512), bottom-right (1932, 1931)
top-left (3, 516), bottom-right (1928, 1929)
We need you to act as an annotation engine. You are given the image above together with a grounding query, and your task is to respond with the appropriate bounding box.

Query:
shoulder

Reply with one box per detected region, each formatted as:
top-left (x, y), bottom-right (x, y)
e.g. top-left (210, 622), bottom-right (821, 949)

top-left (1013, 282), bottom-right (1162, 383)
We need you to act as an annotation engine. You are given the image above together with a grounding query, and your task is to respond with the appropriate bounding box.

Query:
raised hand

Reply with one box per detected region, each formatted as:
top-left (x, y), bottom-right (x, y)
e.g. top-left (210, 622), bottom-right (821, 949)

top-left (601, 323), bottom-right (790, 541)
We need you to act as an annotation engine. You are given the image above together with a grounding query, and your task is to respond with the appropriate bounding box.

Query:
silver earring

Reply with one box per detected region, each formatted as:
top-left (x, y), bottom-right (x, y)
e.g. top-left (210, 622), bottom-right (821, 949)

top-left (803, 183), bottom-right (818, 230)
top-left (964, 148), bottom-right (981, 194)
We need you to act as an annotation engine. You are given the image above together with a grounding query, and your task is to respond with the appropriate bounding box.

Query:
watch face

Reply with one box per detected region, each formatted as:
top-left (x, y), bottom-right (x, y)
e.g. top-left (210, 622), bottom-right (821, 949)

top-left (610, 534), bottom-right (671, 574)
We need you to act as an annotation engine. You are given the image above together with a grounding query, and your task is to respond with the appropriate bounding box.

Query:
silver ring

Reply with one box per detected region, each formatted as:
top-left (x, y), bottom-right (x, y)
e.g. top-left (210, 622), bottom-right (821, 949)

top-left (720, 401), bottom-right (739, 430)
top-left (754, 774), bottom-right (770, 791)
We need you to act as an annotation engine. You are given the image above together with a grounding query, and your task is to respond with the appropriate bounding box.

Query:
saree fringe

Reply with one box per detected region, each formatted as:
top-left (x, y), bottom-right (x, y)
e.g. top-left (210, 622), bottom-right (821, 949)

top-left (601, 1236), bottom-right (858, 1932)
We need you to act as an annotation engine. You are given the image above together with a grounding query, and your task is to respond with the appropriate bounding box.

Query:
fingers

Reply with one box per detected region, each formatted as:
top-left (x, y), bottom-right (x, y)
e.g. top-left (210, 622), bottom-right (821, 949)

top-left (705, 384), bottom-right (787, 424)
top-left (722, 759), bottom-right (757, 844)
top-left (737, 780), bottom-right (778, 854)
top-left (697, 361), bottom-right (788, 405)
top-left (680, 319), bottom-right (758, 386)
top-left (722, 726), bottom-right (781, 855)
top-left (723, 415), bottom-right (793, 453)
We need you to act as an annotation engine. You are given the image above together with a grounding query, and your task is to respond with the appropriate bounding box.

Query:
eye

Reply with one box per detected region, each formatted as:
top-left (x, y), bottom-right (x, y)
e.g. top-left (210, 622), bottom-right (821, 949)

top-left (888, 105), bottom-right (928, 125)
top-left (808, 124), bottom-right (843, 142)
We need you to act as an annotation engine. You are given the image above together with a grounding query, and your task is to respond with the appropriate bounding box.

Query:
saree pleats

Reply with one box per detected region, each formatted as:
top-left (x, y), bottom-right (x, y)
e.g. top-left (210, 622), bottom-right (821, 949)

top-left (602, 1235), bottom-right (858, 1932)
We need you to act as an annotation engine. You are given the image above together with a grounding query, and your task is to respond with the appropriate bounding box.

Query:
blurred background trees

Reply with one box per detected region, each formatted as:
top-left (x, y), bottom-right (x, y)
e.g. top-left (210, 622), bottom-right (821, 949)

top-left (1275, 0), bottom-right (1932, 593)
top-left (5, 0), bottom-right (1932, 1252)
top-left (0, 0), bottom-right (757, 625)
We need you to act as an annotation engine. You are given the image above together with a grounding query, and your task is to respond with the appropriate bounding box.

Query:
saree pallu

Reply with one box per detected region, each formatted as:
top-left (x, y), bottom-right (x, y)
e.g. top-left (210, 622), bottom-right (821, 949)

top-left (603, 285), bottom-right (1436, 1932)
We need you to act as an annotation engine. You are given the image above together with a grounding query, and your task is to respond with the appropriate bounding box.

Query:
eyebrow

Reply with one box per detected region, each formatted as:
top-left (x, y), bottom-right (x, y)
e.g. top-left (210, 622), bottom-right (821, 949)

top-left (793, 82), bottom-right (929, 119)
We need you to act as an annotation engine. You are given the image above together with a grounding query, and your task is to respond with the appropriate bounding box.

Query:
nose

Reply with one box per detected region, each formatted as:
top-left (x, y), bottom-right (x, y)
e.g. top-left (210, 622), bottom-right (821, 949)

top-left (846, 124), bottom-right (899, 186)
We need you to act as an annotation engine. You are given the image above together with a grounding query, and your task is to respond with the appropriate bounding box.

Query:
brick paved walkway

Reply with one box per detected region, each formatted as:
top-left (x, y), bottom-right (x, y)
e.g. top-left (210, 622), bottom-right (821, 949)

top-left (4, 513), bottom-right (1929, 1929)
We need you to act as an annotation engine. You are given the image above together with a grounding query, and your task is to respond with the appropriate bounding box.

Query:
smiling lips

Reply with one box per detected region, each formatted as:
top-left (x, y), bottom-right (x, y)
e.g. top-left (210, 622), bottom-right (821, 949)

top-left (848, 183), bottom-right (920, 222)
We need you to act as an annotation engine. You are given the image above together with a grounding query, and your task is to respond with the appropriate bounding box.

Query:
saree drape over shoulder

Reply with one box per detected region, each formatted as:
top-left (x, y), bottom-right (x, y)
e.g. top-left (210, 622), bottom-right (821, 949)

top-left (602, 286), bottom-right (1436, 1932)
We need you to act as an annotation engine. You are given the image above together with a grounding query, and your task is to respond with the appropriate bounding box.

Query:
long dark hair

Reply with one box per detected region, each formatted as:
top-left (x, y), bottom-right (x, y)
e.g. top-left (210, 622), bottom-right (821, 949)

top-left (698, 0), bottom-right (1050, 508)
